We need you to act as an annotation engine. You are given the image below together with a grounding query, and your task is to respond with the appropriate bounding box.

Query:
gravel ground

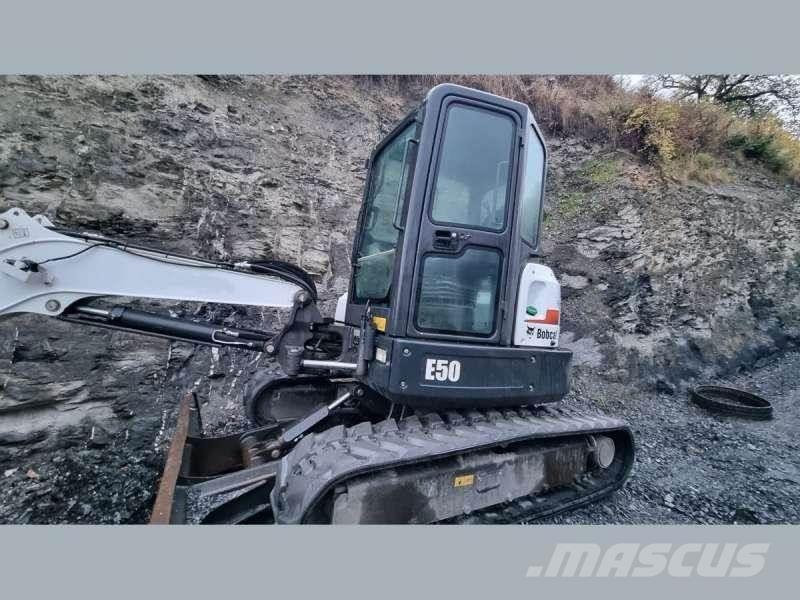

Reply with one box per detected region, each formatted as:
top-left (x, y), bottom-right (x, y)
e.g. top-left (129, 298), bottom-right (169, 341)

top-left (2, 350), bottom-right (798, 524)
top-left (541, 350), bottom-right (800, 524)
top-left (167, 347), bottom-right (800, 526)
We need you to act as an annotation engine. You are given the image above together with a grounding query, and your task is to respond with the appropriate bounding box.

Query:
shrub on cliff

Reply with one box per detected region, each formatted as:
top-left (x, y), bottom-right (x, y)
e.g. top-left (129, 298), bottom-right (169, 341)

top-left (356, 75), bottom-right (800, 184)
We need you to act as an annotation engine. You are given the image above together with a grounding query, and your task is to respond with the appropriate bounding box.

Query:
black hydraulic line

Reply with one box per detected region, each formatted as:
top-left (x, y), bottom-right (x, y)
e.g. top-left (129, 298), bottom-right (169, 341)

top-left (36, 243), bottom-right (105, 265)
top-left (247, 260), bottom-right (318, 300)
top-left (48, 228), bottom-right (318, 299)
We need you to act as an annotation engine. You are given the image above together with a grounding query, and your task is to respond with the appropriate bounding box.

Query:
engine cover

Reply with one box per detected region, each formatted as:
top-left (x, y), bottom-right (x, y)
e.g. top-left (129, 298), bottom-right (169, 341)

top-left (514, 262), bottom-right (562, 348)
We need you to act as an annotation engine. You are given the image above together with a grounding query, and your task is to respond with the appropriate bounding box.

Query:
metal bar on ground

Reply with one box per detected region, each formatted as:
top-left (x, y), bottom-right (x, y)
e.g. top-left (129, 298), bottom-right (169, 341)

top-left (149, 393), bottom-right (192, 524)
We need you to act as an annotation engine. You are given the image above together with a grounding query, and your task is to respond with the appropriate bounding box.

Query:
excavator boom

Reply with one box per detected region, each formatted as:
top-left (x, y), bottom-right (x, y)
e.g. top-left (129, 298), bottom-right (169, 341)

top-left (0, 208), bottom-right (307, 319)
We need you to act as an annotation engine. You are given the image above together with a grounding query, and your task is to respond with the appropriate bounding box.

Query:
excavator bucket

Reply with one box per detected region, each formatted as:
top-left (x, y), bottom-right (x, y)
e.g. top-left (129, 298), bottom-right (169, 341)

top-left (150, 394), bottom-right (283, 524)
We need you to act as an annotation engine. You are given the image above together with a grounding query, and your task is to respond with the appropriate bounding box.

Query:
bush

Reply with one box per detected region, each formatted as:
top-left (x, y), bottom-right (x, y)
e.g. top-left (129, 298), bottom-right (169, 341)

top-left (670, 152), bottom-right (729, 185)
top-left (728, 117), bottom-right (800, 182)
top-left (354, 75), bottom-right (800, 184)
top-left (354, 75), bottom-right (634, 142)
top-left (673, 101), bottom-right (734, 156)
top-left (624, 102), bottom-right (680, 161)
top-left (622, 99), bottom-right (735, 165)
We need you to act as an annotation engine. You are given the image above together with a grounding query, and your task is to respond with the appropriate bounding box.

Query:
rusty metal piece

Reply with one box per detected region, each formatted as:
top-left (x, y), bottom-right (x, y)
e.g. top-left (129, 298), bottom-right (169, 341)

top-left (150, 394), bottom-right (193, 524)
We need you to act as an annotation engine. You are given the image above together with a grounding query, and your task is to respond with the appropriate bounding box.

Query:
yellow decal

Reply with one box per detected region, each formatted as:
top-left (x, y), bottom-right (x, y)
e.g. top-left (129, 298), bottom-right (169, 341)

top-left (371, 316), bottom-right (387, 332)
top-left (453, 474), bottom-right (475, 488)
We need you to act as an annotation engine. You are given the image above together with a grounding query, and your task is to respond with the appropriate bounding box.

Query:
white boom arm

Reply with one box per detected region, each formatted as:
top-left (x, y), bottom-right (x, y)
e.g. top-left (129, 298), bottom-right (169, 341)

top-left (0, 208), bottom-right (303, 319)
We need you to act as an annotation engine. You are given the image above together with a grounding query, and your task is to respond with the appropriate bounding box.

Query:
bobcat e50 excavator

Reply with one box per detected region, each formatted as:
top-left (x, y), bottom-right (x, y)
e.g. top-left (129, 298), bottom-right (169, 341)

top-left (0, 84), bottom-right (634, 524)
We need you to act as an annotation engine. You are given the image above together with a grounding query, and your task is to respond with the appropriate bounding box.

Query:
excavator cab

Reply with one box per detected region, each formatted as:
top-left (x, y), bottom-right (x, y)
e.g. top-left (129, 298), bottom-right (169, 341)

top-left (344, 84), bottom-right (570, 409)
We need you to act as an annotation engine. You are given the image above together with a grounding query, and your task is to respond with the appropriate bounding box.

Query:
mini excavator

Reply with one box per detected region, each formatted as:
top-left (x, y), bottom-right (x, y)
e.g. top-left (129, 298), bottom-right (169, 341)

top-left (0, 84), bottom-right (633, 523)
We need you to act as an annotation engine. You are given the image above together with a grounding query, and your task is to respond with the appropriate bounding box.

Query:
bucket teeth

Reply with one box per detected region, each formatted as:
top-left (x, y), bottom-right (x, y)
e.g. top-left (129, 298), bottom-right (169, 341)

top-left (464, 410), bottom-right (486, 424)
top-left (420, 413), bottom-right (445, 429)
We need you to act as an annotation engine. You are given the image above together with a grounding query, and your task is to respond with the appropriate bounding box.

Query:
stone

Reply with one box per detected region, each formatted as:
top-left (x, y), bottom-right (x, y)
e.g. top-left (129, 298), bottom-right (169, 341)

top-left (562, 274), bottom-right (590, 290)
top-left (301, 249), bottom-right (330, 275)
top-left (87, 425), bottom-right (111, 448)
top-left (655, 378), bottom-right (676, 395)
top-left (0, 430), bottom-right (47, 446)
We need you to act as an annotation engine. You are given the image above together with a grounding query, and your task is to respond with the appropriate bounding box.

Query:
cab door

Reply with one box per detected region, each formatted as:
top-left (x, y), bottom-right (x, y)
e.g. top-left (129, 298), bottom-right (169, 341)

top-left (344, 112), bottom-right (420, 336)
top-left (408, 94), bottom-right (523, 344)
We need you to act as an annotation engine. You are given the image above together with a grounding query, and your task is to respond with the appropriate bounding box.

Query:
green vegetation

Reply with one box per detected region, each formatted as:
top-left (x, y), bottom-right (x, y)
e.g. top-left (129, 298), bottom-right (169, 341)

top-left (579, 157), bottom-right (620, 185)
top-left (673, 152), bottom-right (729, 185)
top-left (727, 117), bottom-right (800, 181)
top-left (357, 75), bottom-right (800, 185)
top-left (624, 103), bottom-right (680, 162)
top-left (557, 191), bottom-right (587, 219)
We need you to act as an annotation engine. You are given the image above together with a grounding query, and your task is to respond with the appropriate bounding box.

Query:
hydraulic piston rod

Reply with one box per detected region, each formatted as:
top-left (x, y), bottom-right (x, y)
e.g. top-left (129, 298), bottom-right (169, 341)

top-left (67, 305), bottom-right (272, 351)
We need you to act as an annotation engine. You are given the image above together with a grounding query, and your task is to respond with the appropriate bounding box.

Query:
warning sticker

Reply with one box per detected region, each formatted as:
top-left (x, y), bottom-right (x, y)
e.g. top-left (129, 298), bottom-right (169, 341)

top-left (453, 474), bottom-right (475, 488)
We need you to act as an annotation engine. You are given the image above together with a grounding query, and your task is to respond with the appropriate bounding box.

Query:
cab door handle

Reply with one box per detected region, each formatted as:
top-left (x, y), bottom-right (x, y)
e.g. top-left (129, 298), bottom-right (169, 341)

top-left (433, 230), bottom-right (470, 250)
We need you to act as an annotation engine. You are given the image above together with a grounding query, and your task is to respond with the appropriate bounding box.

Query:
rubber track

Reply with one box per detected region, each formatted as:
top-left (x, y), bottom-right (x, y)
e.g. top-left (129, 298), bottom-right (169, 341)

top-left (271, 405), bottom-right (634, 524)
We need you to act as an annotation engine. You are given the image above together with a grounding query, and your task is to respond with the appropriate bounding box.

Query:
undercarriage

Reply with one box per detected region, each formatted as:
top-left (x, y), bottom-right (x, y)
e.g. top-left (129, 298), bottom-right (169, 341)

top-left (154, 390), bottom-right (633, 524)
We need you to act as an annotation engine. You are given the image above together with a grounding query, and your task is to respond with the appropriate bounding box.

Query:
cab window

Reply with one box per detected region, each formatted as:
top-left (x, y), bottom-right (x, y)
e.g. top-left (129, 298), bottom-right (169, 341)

top-left (519, 126), bottom-right (545, 245)
top-left (353, 123), bottom-right (415, 302)
top-left (430, 104), bottom-right (515, 231)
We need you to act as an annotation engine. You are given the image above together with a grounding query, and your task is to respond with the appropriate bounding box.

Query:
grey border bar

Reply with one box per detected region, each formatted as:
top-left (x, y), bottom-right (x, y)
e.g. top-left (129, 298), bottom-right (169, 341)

top-left (1, 2), bottom-right (800, 599)
top-left (1, 0), bottom-right (799, 73)
top-left (0, 525), bottom-right (795, 599)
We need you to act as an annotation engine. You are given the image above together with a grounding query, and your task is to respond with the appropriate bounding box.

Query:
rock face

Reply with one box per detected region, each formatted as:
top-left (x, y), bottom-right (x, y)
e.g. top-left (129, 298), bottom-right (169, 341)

top-left (0, 76), bottom-right (798, 523)
top-left (0, 75), bottom-right (415, 522)
top-left (545, 146), bottom-right (800, 390)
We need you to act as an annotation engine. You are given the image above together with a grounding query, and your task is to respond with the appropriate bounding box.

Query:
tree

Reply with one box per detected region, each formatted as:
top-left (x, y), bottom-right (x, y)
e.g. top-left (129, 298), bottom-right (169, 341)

top-left (649, 75), bottom-right (800, 132)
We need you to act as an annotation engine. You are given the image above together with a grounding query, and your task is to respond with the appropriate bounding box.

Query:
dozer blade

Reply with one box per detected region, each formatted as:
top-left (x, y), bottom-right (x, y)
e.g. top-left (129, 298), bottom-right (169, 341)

top-left (149, 393), bottom-right (281, 524)
top-left (273, 407), bottom-right (634, 524)
top-left (150, 393), bottom-right (195, 524)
